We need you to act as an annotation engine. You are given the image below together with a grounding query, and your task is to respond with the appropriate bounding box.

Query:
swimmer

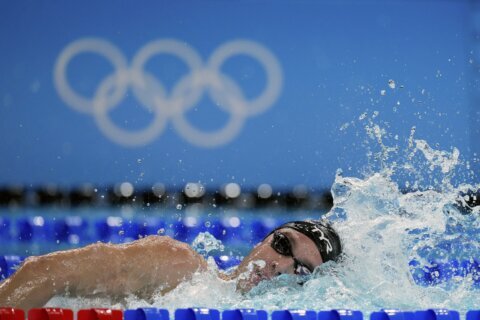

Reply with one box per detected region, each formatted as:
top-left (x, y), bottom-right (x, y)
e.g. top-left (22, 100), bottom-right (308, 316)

top-left (0, 220), bottom-right (341, 310)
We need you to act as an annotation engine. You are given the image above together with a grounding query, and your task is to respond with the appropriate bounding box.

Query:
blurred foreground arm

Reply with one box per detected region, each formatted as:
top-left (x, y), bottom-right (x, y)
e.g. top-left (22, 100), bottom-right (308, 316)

top-left (0, 236), bottom-right (207, 310)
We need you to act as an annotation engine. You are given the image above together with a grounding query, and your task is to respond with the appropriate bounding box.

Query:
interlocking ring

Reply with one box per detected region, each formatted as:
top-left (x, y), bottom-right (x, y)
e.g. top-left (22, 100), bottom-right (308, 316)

top-left (53, 37), bottom-right (283, 147)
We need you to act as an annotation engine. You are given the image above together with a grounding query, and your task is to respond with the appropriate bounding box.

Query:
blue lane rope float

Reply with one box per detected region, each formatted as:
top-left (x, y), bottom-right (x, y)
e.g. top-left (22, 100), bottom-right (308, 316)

top-left (317, 310), bottom-right (363, 320)
top-left (466, 311), bottom-right (480, 320)
top-left (371, 310), bottom-right (415, 320)
top-left (414, 310), bottom-right (460, 320)
top-left (124, 308), bottom-right (169, 320)
top-left (222, 309), bottom-right (268, 320)
top-left (272, 310), bottom-right (317, 320)
top-left (175, 309), bottom-right (220, 320)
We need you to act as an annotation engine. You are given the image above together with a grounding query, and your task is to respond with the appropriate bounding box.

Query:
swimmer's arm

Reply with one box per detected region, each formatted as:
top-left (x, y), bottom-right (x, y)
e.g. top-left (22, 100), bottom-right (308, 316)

top-left (0, 236), bottom-right (207, 310)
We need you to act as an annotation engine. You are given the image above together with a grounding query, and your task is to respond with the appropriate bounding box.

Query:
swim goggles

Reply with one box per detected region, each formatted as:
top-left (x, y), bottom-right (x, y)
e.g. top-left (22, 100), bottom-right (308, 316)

top-left (270, 231), bottom-right (313, 276)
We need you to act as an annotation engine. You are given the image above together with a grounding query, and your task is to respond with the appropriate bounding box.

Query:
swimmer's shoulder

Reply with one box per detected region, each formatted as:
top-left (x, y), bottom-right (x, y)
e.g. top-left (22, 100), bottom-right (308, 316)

top-left (122, 235), bottom-right (191, 249)
top-left (122, 235), bottom-right (208, 270)
top-left (72, 235), bottom-right (201, 260)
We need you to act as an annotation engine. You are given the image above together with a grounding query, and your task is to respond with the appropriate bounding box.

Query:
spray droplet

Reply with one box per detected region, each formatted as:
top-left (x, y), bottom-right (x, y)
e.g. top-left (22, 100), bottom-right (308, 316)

top-left (388, 79), bottom-right (396, 89)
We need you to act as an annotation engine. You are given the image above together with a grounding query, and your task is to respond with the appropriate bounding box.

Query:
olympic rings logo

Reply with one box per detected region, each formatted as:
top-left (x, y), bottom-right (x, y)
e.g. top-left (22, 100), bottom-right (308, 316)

top-left (53, 38), bottom-right (283, 147)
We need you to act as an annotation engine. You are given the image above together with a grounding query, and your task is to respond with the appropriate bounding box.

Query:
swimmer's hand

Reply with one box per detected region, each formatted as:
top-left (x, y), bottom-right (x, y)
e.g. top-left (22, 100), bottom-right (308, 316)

top-left (0, 236), bottom-right (207, 310)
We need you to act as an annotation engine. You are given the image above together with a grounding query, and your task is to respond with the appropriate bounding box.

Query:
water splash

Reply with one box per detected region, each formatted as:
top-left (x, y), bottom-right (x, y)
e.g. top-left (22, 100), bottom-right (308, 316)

top-left (322, 120), bottom-right (480, 311)
top-left (48, 119), bottom-right (479, 313)
top-left (191, 232), bottom-right (225, 257)
top-left (243, 121), bottom-right (480, 312)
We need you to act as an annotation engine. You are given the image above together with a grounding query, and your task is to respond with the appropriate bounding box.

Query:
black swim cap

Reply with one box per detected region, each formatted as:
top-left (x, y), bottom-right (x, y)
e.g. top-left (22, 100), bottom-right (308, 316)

top-left (269, 220), bottom-right (342, 263)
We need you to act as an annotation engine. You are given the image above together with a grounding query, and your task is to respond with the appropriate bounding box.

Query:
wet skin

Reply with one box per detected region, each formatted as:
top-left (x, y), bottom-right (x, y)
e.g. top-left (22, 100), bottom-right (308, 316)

top-left (233, 228), bottom-right (323, 292)
top-left (0, 229), bottom-right (323, 309)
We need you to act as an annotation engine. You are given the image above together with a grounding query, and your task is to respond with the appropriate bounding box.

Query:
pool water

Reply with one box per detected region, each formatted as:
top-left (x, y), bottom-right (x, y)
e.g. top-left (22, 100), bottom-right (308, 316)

top-left (2, 121), bottom-right (480, 314)
top-left (41, 159), bottom-right (479, 313)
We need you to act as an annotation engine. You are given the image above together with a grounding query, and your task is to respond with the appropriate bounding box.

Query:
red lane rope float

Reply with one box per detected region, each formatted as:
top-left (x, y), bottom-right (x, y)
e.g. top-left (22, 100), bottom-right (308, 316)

top-left (0, 308), bottom-right (24, 320)
top-left (28, 309), bottom-right (73, 320)
top-left (78, 309), bottom-right (122, 320)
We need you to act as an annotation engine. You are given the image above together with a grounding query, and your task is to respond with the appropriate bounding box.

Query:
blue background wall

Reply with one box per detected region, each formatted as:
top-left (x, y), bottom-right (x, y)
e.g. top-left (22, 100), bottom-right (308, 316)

top-left (0, 0), bottom-right (477, 189)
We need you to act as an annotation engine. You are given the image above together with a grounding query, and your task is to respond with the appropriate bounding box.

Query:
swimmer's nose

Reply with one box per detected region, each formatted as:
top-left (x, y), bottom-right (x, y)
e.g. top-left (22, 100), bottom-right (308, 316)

top-left (271, 257), bottom-right (293, 276)
top-left (271, 261), bottom-right (279, 276)
top-left (266, 260), bottom-right (286, 278)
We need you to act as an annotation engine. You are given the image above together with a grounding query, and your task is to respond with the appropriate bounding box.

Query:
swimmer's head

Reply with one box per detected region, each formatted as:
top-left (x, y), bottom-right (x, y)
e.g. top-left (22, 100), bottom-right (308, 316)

top-left (269, 220), bottom-right (343, 263)
top-left (234, 219), bottom-right (342, 292)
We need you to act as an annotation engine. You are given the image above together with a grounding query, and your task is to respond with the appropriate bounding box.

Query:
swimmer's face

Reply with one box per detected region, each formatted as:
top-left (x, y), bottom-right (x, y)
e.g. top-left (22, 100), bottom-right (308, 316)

top-left (235, 228), bottom-right (323, 292)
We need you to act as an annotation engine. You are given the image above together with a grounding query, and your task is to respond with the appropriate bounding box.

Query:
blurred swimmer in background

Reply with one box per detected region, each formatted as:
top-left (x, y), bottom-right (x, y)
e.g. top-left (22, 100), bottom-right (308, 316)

top-left (0, 220), bottom-right (341, 309)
